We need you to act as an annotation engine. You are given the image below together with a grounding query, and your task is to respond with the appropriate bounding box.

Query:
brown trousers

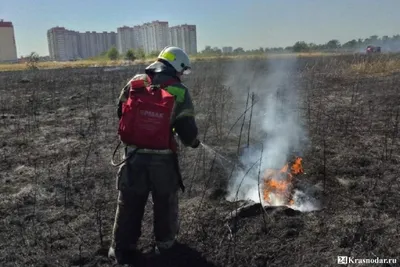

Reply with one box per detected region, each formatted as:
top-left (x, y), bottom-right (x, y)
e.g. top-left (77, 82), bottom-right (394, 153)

top-left (110, 152), bottom-right (180, 256)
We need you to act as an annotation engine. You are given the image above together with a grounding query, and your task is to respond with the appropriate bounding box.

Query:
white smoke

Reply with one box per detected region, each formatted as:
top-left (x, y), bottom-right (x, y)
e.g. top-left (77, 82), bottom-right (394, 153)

top-left (224, 58), bottom-right (318, 211)
top-left (291, 190), bottom-right (320, 212)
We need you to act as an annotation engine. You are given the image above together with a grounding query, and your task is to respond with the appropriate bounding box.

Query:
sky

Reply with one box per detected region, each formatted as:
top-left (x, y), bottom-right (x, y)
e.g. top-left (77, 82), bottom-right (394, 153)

top-left (1, 0), bottom-right (400, 57)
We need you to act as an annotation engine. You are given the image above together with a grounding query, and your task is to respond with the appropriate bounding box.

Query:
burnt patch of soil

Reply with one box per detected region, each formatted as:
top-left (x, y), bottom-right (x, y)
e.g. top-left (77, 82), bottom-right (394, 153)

top-left (0, 58), bottom-right (399, 266)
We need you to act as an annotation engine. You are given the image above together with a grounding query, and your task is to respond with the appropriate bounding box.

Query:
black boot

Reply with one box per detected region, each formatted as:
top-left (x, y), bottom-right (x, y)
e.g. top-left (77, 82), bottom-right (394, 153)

top-left (108, 247), bottom-right (140, 265)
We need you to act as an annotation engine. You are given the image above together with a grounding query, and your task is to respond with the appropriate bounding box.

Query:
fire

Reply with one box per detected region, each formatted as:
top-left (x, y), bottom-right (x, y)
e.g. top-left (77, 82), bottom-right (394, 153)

top-left (262, 157), bottom-right (304, 206)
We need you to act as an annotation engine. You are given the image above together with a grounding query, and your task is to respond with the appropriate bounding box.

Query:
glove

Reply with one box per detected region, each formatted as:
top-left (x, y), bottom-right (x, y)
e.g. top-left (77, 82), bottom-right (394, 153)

top-left (190, 138), bottom-right (201, 148)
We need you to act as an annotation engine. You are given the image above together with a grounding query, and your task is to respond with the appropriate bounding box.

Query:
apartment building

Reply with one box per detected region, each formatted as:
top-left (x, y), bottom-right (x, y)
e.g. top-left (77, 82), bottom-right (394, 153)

top-left (222, 46), bottom-right (233, 53)
top-left (117, 21), bottom-right (169, 55)
top-left (47, 21), bottom-right (197, 60)
top-left (185, 24), bottom-right (197, 55)
top-left (147, 20), bottom-right (169, 54)
top-left (169, 24), bottom-right (197, 55)
top-left (47, 27), bottom-right (116, 61)
top-left (117, 26), bottom-right (133, 55)
top-left (0, 20), bottom-right (18, 62)
top-left (169, 26), bottom-right (183, 50)
top-left (47, 27), bottom-right (78, 61)
top-left (116, 26), bottom-right (143, 55)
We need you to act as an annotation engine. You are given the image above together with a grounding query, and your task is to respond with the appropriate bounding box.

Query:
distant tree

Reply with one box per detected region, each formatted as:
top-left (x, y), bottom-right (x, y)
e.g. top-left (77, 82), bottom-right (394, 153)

top-left (342, 39), bottom-right (357, 49)
top-left (326, 39), bottom-right (341, 50)
top-left (233, 47), bottom-right (245, 54)
top-left (212, 47), bottom-right (222, 55)
top-left (393, 34), bottom-right (400, 41)
top-left (136, 48), bottom-right (146, 59)
top-left (201, 46), bottom-right (213, 54)
top-left (382, 35), bottom-right (390, 43)
top-left (125, 49), bottom-right (136, 61)
top-left (195, 34), bottom-right (400, 55)
top-left (268, 47), bottom-right (284, 52)
top-left (369, 35), bottom-right (379, 42)
top-left (107, 47), bottom-right (119, 60)
top-left (147, 50), bottom-right (160, 58)
top-left (307, 43), bottom-right (318, 51)
top-left (365, 36), bottom-right (378, 46)
top-left (26, 52), bottom-right (40, 70)
top-left (292, 41), bottom-right (309, 52)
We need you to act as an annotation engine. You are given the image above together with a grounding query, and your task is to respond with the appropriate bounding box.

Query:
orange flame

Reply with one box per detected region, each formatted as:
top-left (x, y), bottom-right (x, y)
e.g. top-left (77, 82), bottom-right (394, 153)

top-left (263, 157), bottom-right (303, 206)
top-left (291, 157), bottom-right (304, 175)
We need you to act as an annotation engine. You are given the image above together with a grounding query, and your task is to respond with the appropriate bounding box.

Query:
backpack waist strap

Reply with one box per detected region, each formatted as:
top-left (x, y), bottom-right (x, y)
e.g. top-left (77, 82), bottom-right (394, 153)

top-left (125, 144), bottom-right (173, 155)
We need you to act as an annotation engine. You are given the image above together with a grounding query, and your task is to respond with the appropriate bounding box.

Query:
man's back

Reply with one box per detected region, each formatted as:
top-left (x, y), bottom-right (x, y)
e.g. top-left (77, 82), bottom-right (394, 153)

top-left (117, 60), bottom-right (198, 148)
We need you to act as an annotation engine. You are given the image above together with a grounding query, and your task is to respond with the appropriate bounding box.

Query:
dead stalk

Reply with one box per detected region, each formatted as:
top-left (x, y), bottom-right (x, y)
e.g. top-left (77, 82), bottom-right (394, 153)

top-left (236, 88), bottom-right (250, 155)
top-left (257, 143), bottom-right (268, 229)
top-left (247, 92), bottom-right (254, 148)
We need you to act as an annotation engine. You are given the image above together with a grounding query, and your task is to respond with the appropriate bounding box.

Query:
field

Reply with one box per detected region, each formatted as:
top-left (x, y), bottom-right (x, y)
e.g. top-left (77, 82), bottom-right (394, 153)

top-left (0, 54), bottom-right (399, 267)
top-left (0, 52), bottom-right (347, 72)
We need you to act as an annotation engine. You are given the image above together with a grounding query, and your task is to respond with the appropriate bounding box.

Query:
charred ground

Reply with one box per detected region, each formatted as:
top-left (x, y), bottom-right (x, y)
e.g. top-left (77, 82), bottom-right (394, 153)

top-left (0, 55), bottom-right (399, 267)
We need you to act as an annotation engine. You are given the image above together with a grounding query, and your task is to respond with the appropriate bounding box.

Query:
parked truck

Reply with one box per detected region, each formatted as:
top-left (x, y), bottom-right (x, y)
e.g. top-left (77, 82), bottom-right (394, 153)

top-left (366, 45), bottom-right (381, 54)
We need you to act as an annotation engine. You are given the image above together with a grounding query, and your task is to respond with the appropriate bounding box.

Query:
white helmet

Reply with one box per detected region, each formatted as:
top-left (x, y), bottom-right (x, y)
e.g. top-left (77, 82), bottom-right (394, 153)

top-left (158, 46), bottom-right (191, 74)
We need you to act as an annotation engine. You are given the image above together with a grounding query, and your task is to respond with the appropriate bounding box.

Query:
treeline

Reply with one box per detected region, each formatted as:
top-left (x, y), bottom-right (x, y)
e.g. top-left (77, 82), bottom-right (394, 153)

top-left (92, 47), bottom-right (162, 61)
top-left (33, 34), bottom-right (400, 62)
top-left (200, 34), bottom-right (400, 55)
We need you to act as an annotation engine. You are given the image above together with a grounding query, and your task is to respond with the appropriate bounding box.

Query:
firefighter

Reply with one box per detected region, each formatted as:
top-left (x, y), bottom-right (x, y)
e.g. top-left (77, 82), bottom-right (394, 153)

top-left (108, 46), bottom-right (200, 265)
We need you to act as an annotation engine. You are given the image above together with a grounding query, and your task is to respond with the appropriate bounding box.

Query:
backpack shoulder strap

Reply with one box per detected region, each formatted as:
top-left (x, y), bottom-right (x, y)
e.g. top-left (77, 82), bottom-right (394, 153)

top-left (146, 76), bottom-right (178, 92)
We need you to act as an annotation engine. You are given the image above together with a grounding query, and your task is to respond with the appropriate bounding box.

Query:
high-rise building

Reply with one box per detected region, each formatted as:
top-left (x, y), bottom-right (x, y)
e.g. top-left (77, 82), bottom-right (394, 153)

top-left (169, 26), bottom-right (183, 50)
top-left (185, 24), bottom-right (197, 55)
top-left (0, 20), bottom-right (18, 62)
top-left (149, 20), bottom-right (169, 54)
top-left (117, 26), bottom-right (133, 55)
top-left (169, 24), bottom-right (197, 55)
top-left (116, 25), bottom-right (147, 55)
top-left (47, 27), bottom-right (116, 61)
top-left (79, 32), bottom-right (90, 58)
top-left (47, 21), bottom-right (197, 60)
top-left (47, 27), bottom-right (80, 61)
top-left (222, 46), bottom-right (233, 53)
top-left (133, 25), bottom-right (145, 51)
top-left (117, 21), bottom-right (169, 55)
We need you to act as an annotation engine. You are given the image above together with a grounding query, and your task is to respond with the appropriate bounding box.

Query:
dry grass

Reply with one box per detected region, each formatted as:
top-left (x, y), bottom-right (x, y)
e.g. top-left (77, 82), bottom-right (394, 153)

top-left (0, 59), bottom-right (153, 72)
top-left (349, 58), bottom-right (400, 76)
top-left (0, 52), bottom-right (341, 72)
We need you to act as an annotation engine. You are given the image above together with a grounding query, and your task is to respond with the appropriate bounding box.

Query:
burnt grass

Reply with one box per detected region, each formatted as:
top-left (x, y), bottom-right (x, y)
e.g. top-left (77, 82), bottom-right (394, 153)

top-left (0, 55), bottom-right (399, 267)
